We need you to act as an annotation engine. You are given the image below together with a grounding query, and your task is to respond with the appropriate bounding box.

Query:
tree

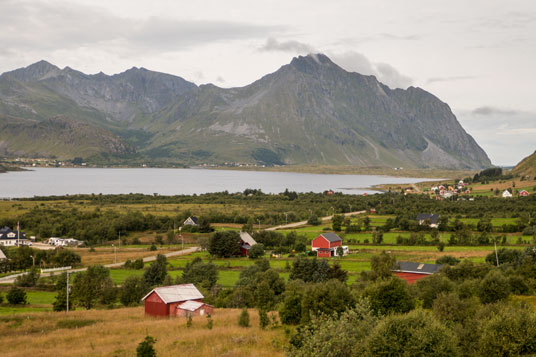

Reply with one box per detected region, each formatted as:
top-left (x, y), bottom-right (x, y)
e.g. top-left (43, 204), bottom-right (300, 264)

top-left (180, 258), bottom-right (218, 289)
top-left (15, 266), bottom-right (40, 287)
top-left (52, 272), bottom-right (72, 312)
top-left (364, 277), bottom-right (414, 316)
top-left (248, 244), bottom-right (265, 259)
top-left (301, 280), bottom-right (355, 323)
top-left (238, 308), bottom-right (250, 327)
top-left (136, 335), bottom-right (157, 357)
top-left (413, 274), bottom-right (454, 308)
top-left (208, 231), bottom-right (241, 258)
top-left (332, 214), bottom-right (344, 231)
top-left (366, 252), bottom-right (397, 281)
top-left (143, 254), bottom-right (167, 286)
top-left (336, 246), bottom-right (344, 257)
top-left (279, 280), bottom-right (305, 325)
top-left (366, 309), bottom-right (459, 357)
top-left (121, 276), bottom-right (150, 306)
top-left (6, 286), bottom-right (27, 305)
top-left (478, 270), bottom-right (510, 304)
top-left (307, 215), bottom-right (320, 226)
top-left (198, 217), bottom-right (214, 233)
top-left (372, 231), bottom-right (383, 244)
top-left (258, 308), bottom-right (269, 329)
top-left (436, 255), bottom-right (460, 266)
top-left (72, 265), bottom-right (115, 309)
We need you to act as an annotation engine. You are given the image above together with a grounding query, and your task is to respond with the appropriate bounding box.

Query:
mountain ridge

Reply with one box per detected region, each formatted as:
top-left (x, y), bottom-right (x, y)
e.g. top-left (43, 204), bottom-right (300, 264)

top-left (0, 54), bottom-right (492, 169)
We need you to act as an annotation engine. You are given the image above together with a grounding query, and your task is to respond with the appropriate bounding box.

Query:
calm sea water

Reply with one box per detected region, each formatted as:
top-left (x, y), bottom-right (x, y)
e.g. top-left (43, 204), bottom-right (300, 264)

top-left (0, 167), bottom-right (438, 198)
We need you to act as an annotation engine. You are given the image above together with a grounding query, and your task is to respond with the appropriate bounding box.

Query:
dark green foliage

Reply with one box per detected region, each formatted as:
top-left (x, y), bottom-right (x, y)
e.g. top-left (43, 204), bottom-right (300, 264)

top-left (238, 308), bottom-right (250, 327)
top-left (15, 266), bottom-right (40, 287)
top-left (290, 257), bottom-right (330, 283)
top-left (442, 260), bottom-right (492, 282)
top-left (149, 244), bottom-right (157, 251)
top-left (186, 314), bottom-right (192, 328)
top-left (52, 272), bottom-right (71, 312)
top-left (279, 280), bottom-right (305, 325)
top-left (206, 313), bottom-right (213, 330)
top-left (258, 308), bottom-right (269, 329)
top-left (485, 248), bottom-right (524, 266)
top-left (366, 309), bottom-right (459, 357)
top-left (413, 274), bottom-right (455, 308)
top-left (120, 276), bottom-right (150, 306)
top-left (208, 231), bottom-right (241, 258)
top-left (180, 257), bottom-right (218, 289)
top-left (143, 254), bottom-right (167, 286)
top-left (432, 292), bottom-right (479, 324)
top-left (364, 251), bottom-right (397, 281)
top-left (198, 217), bottom-right (214, 233)
top-left (72, 265), bottom-right (115, 309)
top-left (132, 258), bottom-right (144, 270)
top-left (332, 214), bottom-right (344, 231)
top-left (136, 335), bottom-right (157, 357)
top-left (435, 255), bottom-right (460, 266)
top-left (248, 244), bottom-right (265, 259)
top-left (307, 215), bottom-right (320, 226)
top-left (301, 280), bottom-right (355, 323)
top-left (6, 286), bottom-right (27, 305)
top-left (364, 277), bottom-right (415, 316)
top-left (478, 270), bottom-right (511, 304)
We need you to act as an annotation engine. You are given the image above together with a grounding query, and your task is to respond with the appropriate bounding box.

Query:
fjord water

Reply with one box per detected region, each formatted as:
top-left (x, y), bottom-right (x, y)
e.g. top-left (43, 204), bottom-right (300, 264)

top-left (0, 168), bottom-right (437, 198)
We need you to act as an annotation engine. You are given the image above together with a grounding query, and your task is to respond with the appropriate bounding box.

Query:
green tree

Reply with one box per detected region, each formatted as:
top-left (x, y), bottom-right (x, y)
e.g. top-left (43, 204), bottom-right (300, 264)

top-left (180, 258), bottom-right (218, 289)
top-left (72, 265), bottom-right (115, 309)
top-left (121, 276), bottom-right (150, 306)
top-left (366, 252), bottom-right (397, 281)
top-left (198, 217), bottom-right (214, 233)
top-left (332, 214), bottom-right (344, 232)
top-left (238, 308), bottom-right (250, 327)
top-left (307, 215), bottom-right (321, 226)
top-left (248, 244), bottom-right (265, 259)
top-left (15, 266), bottom-right (40, 287)
top-left (206, 313), bottom-right (213, 330)
top-left (366, 309), bottom-right (459, 357)
top-left (136, 335), bottom-right (157, 357)
top-left (52, 272), bottom-right (72, 312)
top-left (301, 279), bottom-right (355, 323)
top-left (279, 280), bottom-right (305, 325)
top-left (6, 286), bottom-right (27, 305)
top-left (143, 254), bottom-right (167, 286)
top-left (413, 274), bottom-right (454, 308)
top-left (258, 308), bottom-right (269, 329)
top-left (364, 277), bottom-right (415, 316)
top-left (478, 270), bottom-right (510, 304)
top-left (208, 231), bottom-right (241, 258)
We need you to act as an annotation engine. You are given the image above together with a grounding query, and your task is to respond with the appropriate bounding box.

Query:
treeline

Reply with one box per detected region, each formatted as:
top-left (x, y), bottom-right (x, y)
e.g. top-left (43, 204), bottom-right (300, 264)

top-left (0, 246), bottom-right (81, 273)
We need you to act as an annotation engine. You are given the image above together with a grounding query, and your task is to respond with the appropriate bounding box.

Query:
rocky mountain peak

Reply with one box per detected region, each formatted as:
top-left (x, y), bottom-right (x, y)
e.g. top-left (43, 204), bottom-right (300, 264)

top-left (3, 60), bottom-right (60, 82)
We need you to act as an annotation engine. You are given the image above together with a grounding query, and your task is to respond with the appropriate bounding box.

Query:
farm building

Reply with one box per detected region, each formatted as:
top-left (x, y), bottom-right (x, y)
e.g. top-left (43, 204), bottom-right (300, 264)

top-left (519, 190), bottom-right (529, 197)
top-left (142, 284), bottom-right (213, 317)
top-left (183, 216), bottom-right (199, 226)
top-left (239, 231), bottom-right (257, 256)
top-left (392, 262), bottom-right (442, 284)
top-left (311, 233), bottom-right (348, 258)
top-left (502, 190), bottom-right (513, 198)
top-left (416, 214), bottom-right (440, 228)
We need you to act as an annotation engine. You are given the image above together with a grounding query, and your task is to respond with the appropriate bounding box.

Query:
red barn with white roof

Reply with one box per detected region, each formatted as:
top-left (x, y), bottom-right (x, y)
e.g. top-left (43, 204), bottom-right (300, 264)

top-left (142, 284), bottom-right (212, 317)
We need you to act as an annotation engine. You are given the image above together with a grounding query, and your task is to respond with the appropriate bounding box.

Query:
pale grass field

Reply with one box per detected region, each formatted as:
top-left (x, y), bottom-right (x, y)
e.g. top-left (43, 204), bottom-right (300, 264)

top-left (0, 307), bottom-right (287, 357)
top-left (77, 247), bottom-right (182, 266)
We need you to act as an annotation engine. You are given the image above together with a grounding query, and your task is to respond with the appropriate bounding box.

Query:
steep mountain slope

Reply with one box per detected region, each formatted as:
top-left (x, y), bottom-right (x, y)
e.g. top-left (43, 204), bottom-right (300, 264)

top-left (0, 115), bottom-right (134, 159)
top-left (146, 54), bottom-right (490, 169)
top-left (512, 151), bottom-right (536, 177)
top-left (0, 55), bottom-right (491, 169)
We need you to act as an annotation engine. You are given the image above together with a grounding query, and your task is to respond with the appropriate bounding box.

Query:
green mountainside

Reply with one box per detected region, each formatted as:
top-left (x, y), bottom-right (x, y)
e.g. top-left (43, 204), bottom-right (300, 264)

top-left (512, 151), bottom-right (536, 177)
top-left (0, 54), bottom-right (492, 169)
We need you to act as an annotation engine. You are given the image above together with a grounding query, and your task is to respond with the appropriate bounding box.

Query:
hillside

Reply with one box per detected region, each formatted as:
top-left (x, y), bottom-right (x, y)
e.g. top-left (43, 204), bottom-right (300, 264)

top-left (0, 115), bottom-right (134, 159)
top-left (512, 150), bottom-right (536, 177)
top-left (0, 55), bottom-right (492, 169)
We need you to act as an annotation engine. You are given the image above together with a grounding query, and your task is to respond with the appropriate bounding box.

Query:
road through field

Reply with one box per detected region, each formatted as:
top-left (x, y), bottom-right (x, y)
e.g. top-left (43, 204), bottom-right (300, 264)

top-left (266, 210), bottom-right (366, 231)
top-left (0, 247), bottom-right (200, 284)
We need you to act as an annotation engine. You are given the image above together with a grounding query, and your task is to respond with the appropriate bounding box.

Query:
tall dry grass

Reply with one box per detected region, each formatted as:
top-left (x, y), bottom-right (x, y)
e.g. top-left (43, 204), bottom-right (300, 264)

top-left (0, 307), bottom-right (287, 356)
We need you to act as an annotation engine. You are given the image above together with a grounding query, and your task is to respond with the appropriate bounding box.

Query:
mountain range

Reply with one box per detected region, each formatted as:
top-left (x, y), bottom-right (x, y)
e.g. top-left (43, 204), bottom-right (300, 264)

top-left (512, 151), bottom-right (536, 177)
top-left (0, 54), bottom-right (491, 169)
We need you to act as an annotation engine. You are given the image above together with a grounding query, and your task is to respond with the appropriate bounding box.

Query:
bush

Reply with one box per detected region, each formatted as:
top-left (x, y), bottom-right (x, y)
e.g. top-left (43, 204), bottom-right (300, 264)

top-left (307, 215), bottom-right (320, 226)
top-left (364, 277), bottom-right (414, 316)
top-left (478, 270), bottom-right (510, 304)
top-left (149, 244), bottom-right (157, 251)
top-left (136, 335), bottom-right (157, 357)
top-left (413, 274), bottom-right (455, 308)
top-left (121, 276), bottom-right (150, 306)
top-left (436, 255), bottom-right (460, 266)
top-left (238, 308), bottom-right (250, 327)
top-left (366, 309), bottom-right (459, 357)
top-left (259, 308), bottom-right (269, 329)
top-left (6, 286), bottom-right (27, 305)
top-left (15, 267), bottom-right (40, 287)
top-left (248, 244), bottom-right (265, 259)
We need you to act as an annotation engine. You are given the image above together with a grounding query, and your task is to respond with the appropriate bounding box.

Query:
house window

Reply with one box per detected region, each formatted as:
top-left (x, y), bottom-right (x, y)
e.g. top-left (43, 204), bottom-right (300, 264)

top-left (200, 309), bottom-right (205, 316)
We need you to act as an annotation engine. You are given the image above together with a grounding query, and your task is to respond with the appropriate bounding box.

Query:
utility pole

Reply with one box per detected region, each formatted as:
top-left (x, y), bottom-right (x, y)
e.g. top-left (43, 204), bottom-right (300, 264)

top-left (30, 255), bottom-right (35, 267)
top-left (17, 221), bottom-right (20, 247)
top-left (113, 244), bottom-right (116, 264)
top-left (285, 212), bottom-right (288, 225)
top-left (494, 237), bottom-right (499, 267)
top-left (66, 271), bottom-right (70, 314)
top-left (118, 231), bottom-right (121, 249)
top-left (258, 219), bottom-right (261, 231)
top-left (180, 226), bottom-right (183, 250)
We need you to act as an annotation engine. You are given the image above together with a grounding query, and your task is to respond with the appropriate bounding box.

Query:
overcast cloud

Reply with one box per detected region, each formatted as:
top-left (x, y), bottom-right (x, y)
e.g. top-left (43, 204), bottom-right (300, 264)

top-left (0, 0), bottom-right (535, 165)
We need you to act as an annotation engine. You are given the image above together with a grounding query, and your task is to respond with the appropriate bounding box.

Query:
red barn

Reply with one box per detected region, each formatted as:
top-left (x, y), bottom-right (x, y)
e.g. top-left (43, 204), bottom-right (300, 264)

top-left (312, 233), bottom-right (344, 258)
top-left (142, 284), bottom-right (212, 317)
top-left (239, 231), bottom-right (257, 256)
top-left (392, 262), bottom-right (442, 284)
top-left (519, 190), bottom-right (529, 197)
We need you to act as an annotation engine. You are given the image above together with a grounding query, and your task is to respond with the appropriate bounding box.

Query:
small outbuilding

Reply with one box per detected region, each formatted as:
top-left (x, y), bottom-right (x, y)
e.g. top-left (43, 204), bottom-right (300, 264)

top-left (142, 284), bottom-right (211, 317)
top-left (502, 190), bottom-right (513, 198)
top-left (392, 262), bottom-right (442, 284)
top-left (416, 214), bottom-right (440, 228)
top-left (519, 190), bottom-right (529, 197)
top-left (239, 231), bottom-right (257, 256)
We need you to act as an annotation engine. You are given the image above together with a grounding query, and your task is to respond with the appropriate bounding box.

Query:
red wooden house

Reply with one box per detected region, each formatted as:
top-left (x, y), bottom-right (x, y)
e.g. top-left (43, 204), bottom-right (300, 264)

top-left (519, 190), bottom-right (529, 197)
top-left (142, 284), bottom-right (213, 317)
top-left (312, 233), bottom-right (343, 258)
top-left (392, 262), bottom-right (442, 284)
top-left (239, 231), bottom-right (257, 256)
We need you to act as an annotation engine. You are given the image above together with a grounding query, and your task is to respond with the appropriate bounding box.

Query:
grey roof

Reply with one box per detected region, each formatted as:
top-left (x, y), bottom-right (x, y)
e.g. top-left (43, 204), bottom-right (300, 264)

top-left (0, 226), bottom-right (27, 240)
top-left (240, 231), bottom-right (257, 246)
top-left (0, 249), bottom-right (6, 260)
top-left (393, 261), bottom-right (443, 275)
top-left (184, 216), bottom-right (199, 224)
top-left (178, 300), bottom-right (205, 312)
top-left (416, 214), bottom-right (440, 224)
top-left (319, 232), bottom-right (342, 243)
top-left (141, 283), bottom-right (204, 304)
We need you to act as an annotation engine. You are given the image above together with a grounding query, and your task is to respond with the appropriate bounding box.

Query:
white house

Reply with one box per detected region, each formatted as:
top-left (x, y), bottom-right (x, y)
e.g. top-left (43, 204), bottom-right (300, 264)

top-left (0, 226), bottom-right (30, 246)
top-left (183, 216), bottom-right (199, 226)
top-left (502, 190), bottom-right (513, 198)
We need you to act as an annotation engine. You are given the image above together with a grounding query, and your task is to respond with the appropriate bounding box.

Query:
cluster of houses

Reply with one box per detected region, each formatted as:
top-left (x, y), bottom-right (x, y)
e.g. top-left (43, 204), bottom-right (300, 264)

top-left (502, 189), bottom-right (529, 198)
top-left (431, 180), bottom-right (470, 198)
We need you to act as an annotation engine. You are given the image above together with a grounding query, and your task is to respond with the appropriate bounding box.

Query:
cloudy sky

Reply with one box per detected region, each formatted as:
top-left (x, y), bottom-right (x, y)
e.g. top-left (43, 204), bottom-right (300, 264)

top-left (1, 0), bottom-right (535, 166)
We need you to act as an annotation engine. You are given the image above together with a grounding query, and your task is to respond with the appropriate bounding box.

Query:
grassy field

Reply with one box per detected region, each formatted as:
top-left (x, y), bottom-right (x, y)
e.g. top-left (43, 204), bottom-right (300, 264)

top-left (0, 307), bottom-right (287, 357)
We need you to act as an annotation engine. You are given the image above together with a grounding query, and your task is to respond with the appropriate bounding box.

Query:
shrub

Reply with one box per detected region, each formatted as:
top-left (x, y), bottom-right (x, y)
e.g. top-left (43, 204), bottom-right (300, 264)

top-left (414, 274), bottom-right (455, 308)
top-left (248, 244), bottom-right (265, 259)
top-left (238, 308), bottom-right (250, 327)
top-left (136, 335), bottom-right (157, 357)
top-left (364, 277), bottom-right (414, 316)
top-left (478, 270), bottom-right (510, 304)
top-left (435, 255), bottom-right (460, 266)
top-left (259, 308), bottom-right (269, 329)
top-left (366, 309), bottom-right (459, 356)
top-left (6, 287), bottom-right (27, 305)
